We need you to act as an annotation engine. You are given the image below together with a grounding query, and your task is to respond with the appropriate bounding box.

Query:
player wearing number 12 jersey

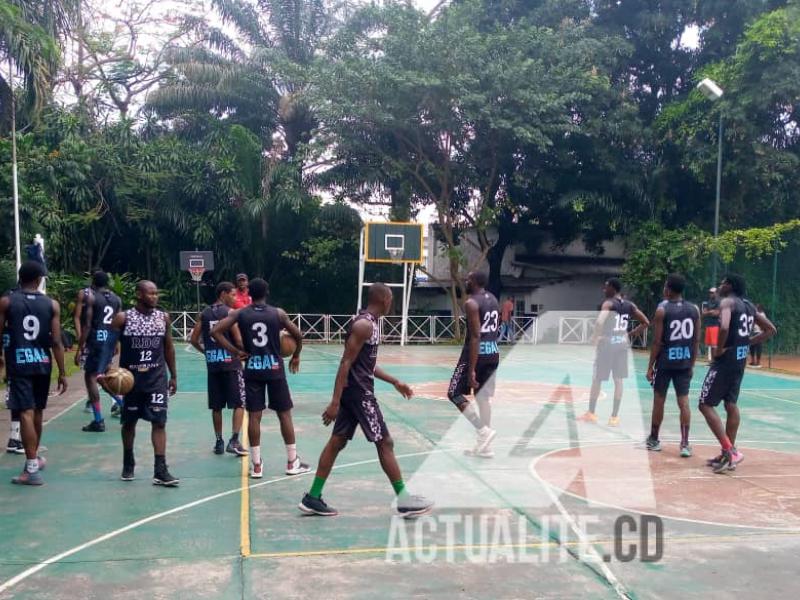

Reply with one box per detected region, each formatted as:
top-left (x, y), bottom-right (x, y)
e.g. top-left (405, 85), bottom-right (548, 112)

top-left (644, 274), bottom-right (700, 457)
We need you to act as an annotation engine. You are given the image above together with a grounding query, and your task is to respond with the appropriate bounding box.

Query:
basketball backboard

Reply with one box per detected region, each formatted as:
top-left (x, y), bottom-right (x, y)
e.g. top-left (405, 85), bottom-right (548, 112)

top-left (179, 251), bottom-right (215, 271)
top-left (364, 222), bottom-right (423, 264)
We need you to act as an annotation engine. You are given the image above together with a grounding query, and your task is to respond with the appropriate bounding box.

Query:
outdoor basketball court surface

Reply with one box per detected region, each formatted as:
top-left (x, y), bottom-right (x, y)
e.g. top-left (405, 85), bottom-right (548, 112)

top-left (2, 342), bottom-right (799, 599)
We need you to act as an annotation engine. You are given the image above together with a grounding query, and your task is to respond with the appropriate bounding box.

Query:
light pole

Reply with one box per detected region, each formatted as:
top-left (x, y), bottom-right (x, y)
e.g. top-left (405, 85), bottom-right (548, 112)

top-left (697, 78), bottom-right (724, 284)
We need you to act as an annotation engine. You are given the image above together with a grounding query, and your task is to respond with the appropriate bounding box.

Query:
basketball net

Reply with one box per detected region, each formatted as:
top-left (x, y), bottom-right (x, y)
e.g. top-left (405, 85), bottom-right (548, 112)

top-left (387, 247), bottom-right (404, 263)
top-left (189, 266), bottom-right (205, 282)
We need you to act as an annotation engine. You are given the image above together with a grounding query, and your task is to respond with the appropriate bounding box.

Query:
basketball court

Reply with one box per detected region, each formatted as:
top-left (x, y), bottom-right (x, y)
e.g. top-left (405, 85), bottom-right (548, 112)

top-left (1, 340), bottom-right (799, 599)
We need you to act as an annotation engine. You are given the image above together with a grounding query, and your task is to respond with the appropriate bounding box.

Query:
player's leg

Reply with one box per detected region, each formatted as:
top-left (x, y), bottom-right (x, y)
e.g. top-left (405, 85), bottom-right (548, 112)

top-left (299, 433), bottom-right (348, 516)
top-left (698, 367), bottom-right (738, 472)
top-left (608, 350), bottom-right (628, 426)
top-left (645, 370), bottom-right (667, 451)
top-left (725, 402), bottom-right (740, 447)
top-left (81, 368), bottom-right (106, 432)
top-left (674, 370), bottom-right (692, 457)
top-left (580, 351), bottom-right (609, 422)
top-left (467, 363), bottom-right (498, 458)
top-left (150, 419), bottom-right (179, 486)
top-left (10, 377), bottom-right (46, 485)
top-left (448, 360), bottom-right (495, 450)
top-left (207, 371), bottom-right (225, 454)
top-left (121, 419), bottom-right (137, 481)
top-left (7, 409), bottom-right (23, 454)
top-left (244, 378), bottom-right (266, 477)
top-left (225, 370), bottom-right (247, 456)
top-left (269, 379), bottom-right (311, 475)
top-left (374, 434), bottom-right (433, 517)
top-left (211, 409), bottom-right (224, 453)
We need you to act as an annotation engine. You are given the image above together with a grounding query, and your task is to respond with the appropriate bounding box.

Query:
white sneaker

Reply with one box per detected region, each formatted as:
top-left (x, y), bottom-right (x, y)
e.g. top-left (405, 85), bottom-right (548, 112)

top-left (250, 460), bottom-right (263, 479)
top-left (286, 457), bottom-right (311, 476)
top-left (475, 427), bottom-right (496, 454)
top-left (464, 447), bottom-right (495, 459)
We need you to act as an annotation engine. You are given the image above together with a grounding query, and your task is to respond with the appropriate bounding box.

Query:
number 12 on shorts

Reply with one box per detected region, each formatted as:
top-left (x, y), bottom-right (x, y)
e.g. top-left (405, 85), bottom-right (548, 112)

top-left (151, 393), bottom-right (165, 405)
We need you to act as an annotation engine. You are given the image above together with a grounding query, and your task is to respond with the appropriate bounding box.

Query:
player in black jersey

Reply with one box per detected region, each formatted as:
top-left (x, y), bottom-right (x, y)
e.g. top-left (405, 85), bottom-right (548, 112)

top-left (447, 272), bottom-right (500, 458)
top-left (643, 274), bottom-right (700, 456)
top-left (190, 281), bottom-right (247, 456)
top-left (0, 261), bottom-right (67, 485)
top-left (76, 271), bottom-right (123, 432)
top-left (73, 278), bottom-right (94, 413)
top-left (699, 274), bottom-right (776, 473)
top-left (578, 278), bottom-right (649, 426)
top-left (299, 283), bottom-right (433, 517)
top-left (211, 278), bottom-right (310, 479)
top-left (101, 281), bottom-right (179, 486)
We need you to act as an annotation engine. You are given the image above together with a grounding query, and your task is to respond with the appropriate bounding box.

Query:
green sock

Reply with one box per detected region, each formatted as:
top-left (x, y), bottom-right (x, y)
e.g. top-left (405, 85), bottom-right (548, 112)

top-left (309, 476), bottom-right (326, 499)
top-left (392, 480), bottom-right (406, 495)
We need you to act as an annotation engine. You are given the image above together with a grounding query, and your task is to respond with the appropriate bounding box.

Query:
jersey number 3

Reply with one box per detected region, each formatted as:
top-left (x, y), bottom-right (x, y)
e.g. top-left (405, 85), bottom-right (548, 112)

top-left (252, 323), bottom-right (268, 347)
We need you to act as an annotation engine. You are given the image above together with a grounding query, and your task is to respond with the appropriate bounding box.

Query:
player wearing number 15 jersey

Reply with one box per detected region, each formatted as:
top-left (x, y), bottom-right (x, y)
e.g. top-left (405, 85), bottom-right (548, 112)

top-left (644, 274), bottom-right (700, 457)
top-left (447, 272), bottom-right (500, 458)
top-left (211, 278), bottom-right (310, 479)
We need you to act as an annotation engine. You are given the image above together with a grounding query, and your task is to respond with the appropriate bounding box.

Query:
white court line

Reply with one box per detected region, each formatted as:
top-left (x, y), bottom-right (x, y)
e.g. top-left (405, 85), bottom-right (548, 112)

top-left (41, 397), bottom-right (85, 426)
top-left (0, 449), bottom-right (442, 594)
top-left (746, 390), bottom-right (800, 407)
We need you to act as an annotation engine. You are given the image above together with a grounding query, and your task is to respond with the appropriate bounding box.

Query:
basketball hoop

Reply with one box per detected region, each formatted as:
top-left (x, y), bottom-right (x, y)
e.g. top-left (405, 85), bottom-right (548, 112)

top-left (387, 247), bottom-right (404, 263)
top-left (189, 266), bottom-right (205, 282)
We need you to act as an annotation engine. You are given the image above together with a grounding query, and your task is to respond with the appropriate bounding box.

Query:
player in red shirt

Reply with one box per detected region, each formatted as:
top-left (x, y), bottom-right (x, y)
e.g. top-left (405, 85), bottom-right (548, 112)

top-left (233, 274), bottom-right (252, 309)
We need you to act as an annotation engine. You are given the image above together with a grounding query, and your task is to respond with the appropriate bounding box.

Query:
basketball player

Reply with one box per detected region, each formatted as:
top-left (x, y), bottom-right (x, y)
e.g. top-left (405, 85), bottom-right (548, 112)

top-left (101, 281), bottom-right (179, 485)
top-left (0, 261), bottom-right (68, 485)
top-left (211, 278), bottom-right (310, 478)
top-left (644, 274), bottom-right (700, 457)
top-left (298, 283), bottom-right (433, 517)
top-left (73, 277), bottom-right (93, 412)
top-left (447, 271), bottom-right (500, 458)
top-left (578, 278), bottom-right (649, 425)
top-left (698, 274), bottom-right (776, 473)
top-left (76, 271), bottom-right (123, 432)
top-left (190, 281), bottom-right (247, 456)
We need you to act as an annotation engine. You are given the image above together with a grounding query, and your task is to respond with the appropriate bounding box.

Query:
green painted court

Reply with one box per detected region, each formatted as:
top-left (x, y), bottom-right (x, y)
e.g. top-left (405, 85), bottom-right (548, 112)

top-left (2, 343), bottom-right (799, 599)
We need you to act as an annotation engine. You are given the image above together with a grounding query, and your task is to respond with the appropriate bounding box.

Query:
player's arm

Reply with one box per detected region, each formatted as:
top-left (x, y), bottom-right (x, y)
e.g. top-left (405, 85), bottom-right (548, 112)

top-left (646, 306), bottom-right (665, 382)
top-left (97, 311), bottom-right (126, 375)
top-left (189, 319), bottom-right (203, 354)
top-left (73, 289), bottom-right (85, 340)
top-left (690, 306), bottom-right (701, 373)
top-left (210, 310), bottom-right (248, 360)
top-left (0, 295), bottom-right (9, 375)
top-left (374, 365), bottom-right (413, 400)
top-left (629, 304), bottom-right (650, 341)
top-left (592, 299), bottom-right (614, 343)
top-left (50, 300), bottom-right (68, 394)
top-left (322, 319), bottom-right (371, 426)
top-left (714, 297), bottom-right (734, 358)
top-left (750, 310), bottom-right (777, 346)
top-left (465, 298), bottom-right (481, 389)
top-left (75, 291), bottom-right (94, 365)
top-left (278, 308), bottom-right (302, 373)
top-left (164, 313), bottom-right (177, 395)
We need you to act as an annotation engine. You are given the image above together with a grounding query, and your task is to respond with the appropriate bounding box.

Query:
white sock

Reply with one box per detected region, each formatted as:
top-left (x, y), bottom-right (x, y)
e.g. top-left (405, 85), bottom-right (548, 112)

top-left (286, 444), bottom-right (297, 464)
top-left (11, 421), bottom-right (21, 442)
top-left (250, 446), bottom-right (261, 466)
top-left (26, 458), bottom-right (39, 474)
top-left (478, 425), bottom-right (491, 436)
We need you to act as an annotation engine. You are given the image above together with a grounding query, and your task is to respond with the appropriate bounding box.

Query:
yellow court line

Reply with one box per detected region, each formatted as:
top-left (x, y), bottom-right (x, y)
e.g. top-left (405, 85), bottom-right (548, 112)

top-left (240, 412), bottom-right (251, 558)
top-left (245, 531), bottom-right (800, 560)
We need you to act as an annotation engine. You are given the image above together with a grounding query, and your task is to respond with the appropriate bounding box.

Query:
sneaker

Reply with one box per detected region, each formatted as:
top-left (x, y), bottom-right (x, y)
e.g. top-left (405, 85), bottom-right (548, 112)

top-left (153, 467), bottom-right (180, 487)
top-left (396, 493), bottom-right (434, 518)
top-left (250, 460), bottom-right (263, 479)
top-left (37, 445), bottom-right (47, 453)
top-left (706, 453), bottom-right (724, 468)
top-left (464, 447), bottom-right (495, 459)
top-left (37, 456), bottom-right (47, 471)
top-left (680, 445), bottom-right (693, 458)
top-left (121, 464), bottom-right (135, 481)
top-left (608, 416), bottom-right (620, 427)
top-left (82, 419), bottom-right (105, 433)
top-left (642, 436), bottom-right (661, 452)
top-left (713, 450), bottom-right (736, 474)
top-left (226, 439), bottom-right (248, 456)
top-left (576, 411), bottom-right (598, 423)
top-left (731, 448), bottom-right (744, 466)
top-left (213, 439), bottom-right (224, 455)
top-left (110, 403), bottom-right (120, 418)
top-left (11, 469), bottom-right (44, 486)
top-left (6, 438), bottom-right (22, 453)
top-left (298, 493), bottom-right (338, 516)
top-left (286, 457), bottom-right (311, 476)
top-left (475, 428), bottom-right (497, 454)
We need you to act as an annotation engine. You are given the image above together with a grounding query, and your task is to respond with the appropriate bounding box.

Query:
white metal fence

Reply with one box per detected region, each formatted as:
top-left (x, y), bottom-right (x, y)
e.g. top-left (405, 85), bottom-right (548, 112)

top-left (556, 316), bottom-right (648, 348)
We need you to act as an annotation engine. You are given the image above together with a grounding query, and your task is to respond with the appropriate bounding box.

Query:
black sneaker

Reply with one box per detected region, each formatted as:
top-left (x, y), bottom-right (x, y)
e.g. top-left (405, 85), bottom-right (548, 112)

top-left (121, 464), bottom-right (135, 481)
top-left (712, 450), bottom-right (736, 474)
top-left (214, 439), bottom-right (224, 455)
top-left (706, 453), bottom-right (724, 468)
top-left (110, 404), bottom-right (121, 419)
top-left (396, 493), bottom-right (434, 518)
top-left (226, 439), bottom-right (248, 456)
top-left (298, 493), bottom-right (338, 516)
top-left (82, 420), bottom-right (106, 432)
top-left (153, 467), bottom-right (180, 487)
top-left (6, 438), bottom-right (23, 453)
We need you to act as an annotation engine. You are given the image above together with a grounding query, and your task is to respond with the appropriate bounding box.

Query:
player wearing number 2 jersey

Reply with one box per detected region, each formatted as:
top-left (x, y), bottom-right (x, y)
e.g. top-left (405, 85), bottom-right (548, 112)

top-left (211, 278), bottom-right (310, 479)
top-left (699, 274), bottom-right (776, 473)
top-left (0, 261), bottom-right (67, 485)
top-left (447, 272), bottom-right (500, 458)
top-left (643, 274), bottom-right (700, 457)
top-left (578, 278), bottom-right (649, 426)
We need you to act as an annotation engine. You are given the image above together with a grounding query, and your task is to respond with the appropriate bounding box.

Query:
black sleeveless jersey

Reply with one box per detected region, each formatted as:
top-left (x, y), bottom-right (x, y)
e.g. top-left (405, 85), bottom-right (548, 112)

top-left (345, 310), bottom-right (379, 396)
top-left (120, 308), bottom-right (167, 388)
top-left (201, 303), bottom-right (240, 372)
top-left (237, 304), bottom-right (284, 380)
top-left (601, 297), bottom-right (636, 348)
top-left (657, 300), bottom-right (699, 370)
top-left (463, 291), bottom-right (500, 362)
top-left (88, 289), bottom-right (122, 348)
top-left (3, 290), bottom-right (54, 376)
top-left (715, 296), bottom-right (755, 371)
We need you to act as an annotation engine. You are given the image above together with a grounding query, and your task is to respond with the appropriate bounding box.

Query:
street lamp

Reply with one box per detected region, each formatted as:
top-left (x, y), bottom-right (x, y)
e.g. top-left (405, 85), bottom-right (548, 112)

top-left (697, 78), bottom-right (724, 284)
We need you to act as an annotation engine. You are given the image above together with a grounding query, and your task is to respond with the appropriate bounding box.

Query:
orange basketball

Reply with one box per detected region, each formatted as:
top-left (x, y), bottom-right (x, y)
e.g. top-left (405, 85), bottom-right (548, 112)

top-left (280, 330), bottom-right (297, 358)
top-left (101, 367), bottom-right (135, 396)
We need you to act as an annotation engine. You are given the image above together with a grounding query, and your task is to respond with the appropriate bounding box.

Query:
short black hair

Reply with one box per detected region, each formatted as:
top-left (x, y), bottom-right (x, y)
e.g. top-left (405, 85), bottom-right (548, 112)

top-left (368, 282), bottom-right (391, 303)
top-left (216, 281), bottom-right (235, 298)
top-left (723, 273), bottom-right (746, 296)
top-left (92, 271), bottom-right (109, 288)
top-left (665, 273), bottom-right (685, 294)
top-left (249, 278), bottom-right (268, 301)
top-left (606, 277), bottom-right (622, 293)
top-left (18, 260), bottom-right (46, 284)
top-left (469, 271), bottom-right (489, 289)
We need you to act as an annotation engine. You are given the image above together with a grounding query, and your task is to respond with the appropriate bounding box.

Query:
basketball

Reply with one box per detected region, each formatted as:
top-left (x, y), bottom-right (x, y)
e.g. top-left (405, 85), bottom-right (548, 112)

top-left (280, 330), bottom-right (297, 358)
top-left (101, 367), bottom-right (135, 396)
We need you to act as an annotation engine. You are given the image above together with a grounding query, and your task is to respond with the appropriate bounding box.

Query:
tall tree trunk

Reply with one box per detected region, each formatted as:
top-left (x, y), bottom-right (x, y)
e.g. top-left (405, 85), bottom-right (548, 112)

top-left (487, 210), bottom-right (514, 297)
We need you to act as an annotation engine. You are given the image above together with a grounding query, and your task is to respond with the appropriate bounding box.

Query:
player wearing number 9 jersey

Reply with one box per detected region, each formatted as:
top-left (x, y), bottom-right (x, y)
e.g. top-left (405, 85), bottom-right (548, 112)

top-left (644, 274), bottom-right (700, 456)
top-left (699, 274), bottom-right (776, 473)
top-left (211, 278), bottom-right (310, 479)
top-left (447, 272), bottom-right (500, 458)
top-left (102, 280), bottom-right (179, 486)
top-left (0, 261), bottom-right (67, 485)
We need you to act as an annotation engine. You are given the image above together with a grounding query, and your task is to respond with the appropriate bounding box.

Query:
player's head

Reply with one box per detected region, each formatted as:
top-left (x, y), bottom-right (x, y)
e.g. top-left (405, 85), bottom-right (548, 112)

top-left (92, 271), bottom-right (109, 289)
top-left (708, 287), bottom-right (717, 299)
top-left (18, 260), bottom-right (46, 288)
top-left (664, 273), bottom-right (685, 298)
top-left (367, 282), bottom-right (392, 315)
top-left (249, 278), bottom-right (268, 302)
top-left (216, 281), bottom-right (236, 307)
top-left (719, 273), bottom-right (745, 297)
top-left (135, 280), bottom-right (159, 308)
top-left (603, 277), bottom-right (622, 298)
top-left (236, 273), bottom-right (248, 291)
top-left (466, 271), bottom-right (488, 295)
